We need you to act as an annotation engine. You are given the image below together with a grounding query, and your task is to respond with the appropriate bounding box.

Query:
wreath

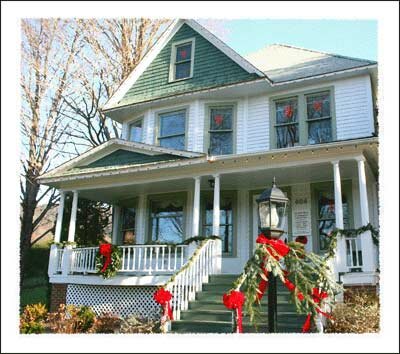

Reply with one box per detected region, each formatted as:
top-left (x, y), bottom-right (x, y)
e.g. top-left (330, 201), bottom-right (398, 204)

top-left (95, 243), bottom-right (122, 279)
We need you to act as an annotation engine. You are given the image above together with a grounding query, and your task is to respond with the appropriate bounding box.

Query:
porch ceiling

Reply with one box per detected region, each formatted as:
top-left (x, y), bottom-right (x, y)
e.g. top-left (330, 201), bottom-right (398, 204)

top-left (76, 159), bottom-right (359, 204)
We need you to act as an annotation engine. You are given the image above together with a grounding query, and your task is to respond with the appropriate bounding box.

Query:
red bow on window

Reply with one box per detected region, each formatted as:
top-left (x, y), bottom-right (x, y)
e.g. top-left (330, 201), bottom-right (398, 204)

top-left (284, 105), bottom-right (293, 119)
top-left (99, 243), bottom-right (112, 273)
top-left (313, 101), bottom-right (323, 112)
top-left (214, 114), bottom-right (223, 126)
top-left (180, 49), bottom-right (187, 59)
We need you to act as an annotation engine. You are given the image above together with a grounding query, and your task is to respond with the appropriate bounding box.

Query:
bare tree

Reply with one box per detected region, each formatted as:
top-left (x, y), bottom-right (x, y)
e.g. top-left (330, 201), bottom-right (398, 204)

top-left (63, 18), bottom-right (170, 149)
top-left (20, 19), bottom-right (82, 278)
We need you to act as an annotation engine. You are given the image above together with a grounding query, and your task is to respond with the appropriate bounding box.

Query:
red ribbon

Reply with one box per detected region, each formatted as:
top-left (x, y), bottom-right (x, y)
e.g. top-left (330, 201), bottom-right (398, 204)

top-left (283, 278), bottom-right (296, 292)
top-left (284, 105), bottom-right (293, 119)
top-left (313, 101), bottom-right (323, 112)
top-left (316, 307), bottom-right (333, 320)
top-left (302, 313), bottom-right (312, 333)
top-left (257, 267), bottom-right (269, 300)
top-left (223, 290), bottom-right (245, 333)
top-left (312, 288), bottom-right (328, 304)
top-left (214, 114), bottom-right (223, 126)
top-left (99, 243), bottom-right (112, 273)
top-left (256, 234), bottom-right (290, 260)
top-left (153, 288), bottom-right (174, 320)
top-left (297, 292), bottom-right (305, 301)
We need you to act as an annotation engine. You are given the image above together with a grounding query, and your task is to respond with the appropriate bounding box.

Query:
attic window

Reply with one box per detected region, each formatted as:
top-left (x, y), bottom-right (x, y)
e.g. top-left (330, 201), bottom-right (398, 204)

top-left (170, 38), bottom-right (195, 81)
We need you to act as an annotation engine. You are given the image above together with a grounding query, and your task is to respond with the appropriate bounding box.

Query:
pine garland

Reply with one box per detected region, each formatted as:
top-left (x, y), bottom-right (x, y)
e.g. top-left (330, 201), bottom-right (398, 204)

top-left (95, 245), bottom-right (122, 279)
top-left (228, 223), bottom-right (379, 330)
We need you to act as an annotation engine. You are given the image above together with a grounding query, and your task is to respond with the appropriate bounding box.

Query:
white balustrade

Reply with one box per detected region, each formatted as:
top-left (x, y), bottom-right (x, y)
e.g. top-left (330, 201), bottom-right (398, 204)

top-left (165, 238), bottom-right (222, 321)
top-left (345, 236), bottom-right (363, 270)
top-left (70, 247), bottom-right (98, 273)
top-left (55, 247), bottom-right (64, 273)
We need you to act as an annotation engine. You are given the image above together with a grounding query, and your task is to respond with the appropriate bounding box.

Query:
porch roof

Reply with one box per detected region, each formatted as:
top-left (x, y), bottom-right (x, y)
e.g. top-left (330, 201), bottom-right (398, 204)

top-left (38, 137), bottom-right (378, 194)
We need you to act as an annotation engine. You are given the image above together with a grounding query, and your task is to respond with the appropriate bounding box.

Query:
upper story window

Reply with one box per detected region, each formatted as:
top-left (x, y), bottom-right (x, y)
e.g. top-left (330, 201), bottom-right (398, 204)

top-left (306, 92), bottom-right (332, 144)
top-left (275, 98), bottom-right (299, 148)
top-left (207, 106), bottom-right (234, 155)
top-left (170, 38), bottom-right (195, 81)
top-left (157, 110), bottom-right (186, 150)
top-left (272, 89), bottom-right (334, 149)
top-left (128, 119), bottom-right (143, 143)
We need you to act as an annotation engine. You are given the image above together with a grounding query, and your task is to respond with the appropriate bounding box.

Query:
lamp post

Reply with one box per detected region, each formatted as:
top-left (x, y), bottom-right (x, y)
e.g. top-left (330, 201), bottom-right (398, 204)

top-left (256, 178), bottom-right (289, 333)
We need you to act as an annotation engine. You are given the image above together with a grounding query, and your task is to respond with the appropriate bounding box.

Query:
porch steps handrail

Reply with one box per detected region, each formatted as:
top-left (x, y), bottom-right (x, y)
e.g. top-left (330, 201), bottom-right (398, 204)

top-left (164, 238), bottom-right (222, 321)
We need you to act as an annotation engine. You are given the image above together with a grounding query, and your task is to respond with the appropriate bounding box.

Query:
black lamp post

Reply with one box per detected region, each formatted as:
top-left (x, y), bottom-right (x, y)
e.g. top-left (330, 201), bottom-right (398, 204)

top-left (256, 178), bottom-right (289, 333)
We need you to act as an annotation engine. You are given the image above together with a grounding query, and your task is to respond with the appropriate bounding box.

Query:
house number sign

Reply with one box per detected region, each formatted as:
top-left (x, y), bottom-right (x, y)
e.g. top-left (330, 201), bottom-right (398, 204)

top-left (291, 184), bottom-right (312, 237)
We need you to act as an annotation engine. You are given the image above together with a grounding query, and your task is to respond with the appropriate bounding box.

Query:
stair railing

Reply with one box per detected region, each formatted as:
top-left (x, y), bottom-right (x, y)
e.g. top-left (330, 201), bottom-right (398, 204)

top-left (164, 238), bottom-right (222, 322)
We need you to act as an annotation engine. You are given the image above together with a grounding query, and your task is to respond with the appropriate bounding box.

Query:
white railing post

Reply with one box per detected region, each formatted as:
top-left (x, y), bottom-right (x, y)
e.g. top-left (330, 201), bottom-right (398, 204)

top-left (61, 245), bottom-right (74, 276)
top-left (192, 176), bottom-right (201, 237)
top-left (214, 238), bottom-right (222, 274)
top-left (212, 174), bottom-right (221, 236)
top-left (48, 244), bottom-right (59, 277)
top-left (68, 191), bottom-right (79, 243)
top-left (332, 161), bottom-right (346, 279)
top-left (112, 205), bottom-right (120, 245)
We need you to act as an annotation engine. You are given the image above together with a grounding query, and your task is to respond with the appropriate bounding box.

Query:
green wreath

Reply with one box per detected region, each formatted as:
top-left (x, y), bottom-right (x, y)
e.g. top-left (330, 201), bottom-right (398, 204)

top-left (95, 244), bottom-right (122, 279)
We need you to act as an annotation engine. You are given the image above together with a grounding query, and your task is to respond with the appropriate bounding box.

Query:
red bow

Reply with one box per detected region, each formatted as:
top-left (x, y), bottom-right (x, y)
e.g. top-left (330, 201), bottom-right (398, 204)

top-left (223, 291), bottom-right (245, 333)
top-left (297, 292), bottom-right (305, 301)
top-left (214, 114), bottom-right (223, 126)
top-left (312, 288), bottom-right (328, 304)
top-left (283, 278), bottom-right (296, 292)
top-left (302, 313), bottom-right (312, 333)
top-left (99, 243), bottom-right (112, 273)
top-left (284, 105), bottom-right (293, 119)
top-left (180, 49), bottom-right (187, 59)
top-left (295, 235), bottom-right (308, 245)
top-left (313, 101), bottom-right (322, 112)
top-left (256, 234), bottom-right (290, 260)
top-left (154, 288), bottom-right (174, 320)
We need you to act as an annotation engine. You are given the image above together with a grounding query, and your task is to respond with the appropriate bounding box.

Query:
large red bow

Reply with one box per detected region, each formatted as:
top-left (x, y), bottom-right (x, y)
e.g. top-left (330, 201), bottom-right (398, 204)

top-left (153, 288), bottom-right (173, 320)
top-left (256, 234), bottom-right (290, 259)
top-left (312, 288), bottom-right (328, 304)
top-left (99, 243), bottom-right (112, 273)
top-left (223, 290), bottom-right (245, 333)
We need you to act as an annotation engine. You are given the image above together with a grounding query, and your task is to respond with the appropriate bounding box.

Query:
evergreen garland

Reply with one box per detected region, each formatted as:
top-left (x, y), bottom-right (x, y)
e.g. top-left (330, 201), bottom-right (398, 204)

top-left (95, 245), bottom-right (122, 279)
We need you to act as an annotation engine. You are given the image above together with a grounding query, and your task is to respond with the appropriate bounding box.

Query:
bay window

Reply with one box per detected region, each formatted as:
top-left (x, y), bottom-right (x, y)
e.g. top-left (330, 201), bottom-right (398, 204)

top-left (207, 106), bottom-right (234, 155)
top-left (128, 119), bottom-right (143, 143)
top-left (157, 110), bottom-right (186, 150)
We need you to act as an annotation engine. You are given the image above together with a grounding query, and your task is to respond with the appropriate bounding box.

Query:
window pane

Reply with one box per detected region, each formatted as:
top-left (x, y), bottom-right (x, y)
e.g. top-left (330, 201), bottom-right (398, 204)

top-left (307, 92), bottom-right (330, 119)
top-left (308, 119), bottom-right (332, 144)
top-left (276, 99), bottom-right (298, 124)
top-left (150, 199), bottom-right (184, 243)
top-left (210, 132), bottom-right (232, 155)
top-left (129, 121), bottom-right (142, 142)
top-left (318, 192), bottom-right (336, 219)
top-left (159, 135), bottom-right (185, 150)
top-left (276, 124), bottom-right (299, 148)
top-left (220, 225), bottom-right (233, 254)
top-left (176, 43), bottom-right (192, 62)
top-left (159, 111), bottom-right (185, 137)
top-left (175, 62), bottom-right (191, 79)
top-left (122, 208), bottom-right (136, 229)
top-left (210, 107), bottom-right (233, 130)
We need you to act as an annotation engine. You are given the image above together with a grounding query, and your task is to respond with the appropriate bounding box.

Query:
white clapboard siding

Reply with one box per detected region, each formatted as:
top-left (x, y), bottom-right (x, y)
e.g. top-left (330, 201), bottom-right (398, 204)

top-left (246, 95), bottom-right (269, 152)
top-left (335, 75), bottom-right (374, 141)
top-left (187, 101), bottom-right (204, 152)
top-left (143, 109), bottom-right (156, 144)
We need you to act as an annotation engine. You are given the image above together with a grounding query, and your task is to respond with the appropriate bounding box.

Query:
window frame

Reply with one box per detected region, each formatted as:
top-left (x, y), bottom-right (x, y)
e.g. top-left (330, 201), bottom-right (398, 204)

top-left (204, 103), bottom-right (237, 156)
top-left (127, 117), bottom-right (144, 143)
top-left (117, 198), bottom-right (139, 245)
top-left (155, 107), bottom-right (188, 150)
top-left (200, 190), bottom-right (237, 257)
top-left (311, 180), bottom-right (354, 255)
top-left (269, 86), bottom-right (336, 149)
top-left (169, 37), bottom-right (196, 83)
top-left (146, 192), bottom-right (187, 244)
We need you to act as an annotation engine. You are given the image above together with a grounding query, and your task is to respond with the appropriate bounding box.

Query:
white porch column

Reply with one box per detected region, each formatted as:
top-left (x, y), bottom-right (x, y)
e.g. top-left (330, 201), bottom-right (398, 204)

top-left (112, 205), bottom-right (121, 245)
top-left (48, 191), bottom-right (66, 276)
top-left (67, 190), bottom-right (79, 242)
top-left (332, 161), bottom-right (346, 278)
top-left (212, 174), bottom-right (220, 236)
top-left (192, 176), bottom-right (201, 237)
top-left (356, 156), bottom-right (376, 273)
top-left (54, 191), bottom-right (66, 243)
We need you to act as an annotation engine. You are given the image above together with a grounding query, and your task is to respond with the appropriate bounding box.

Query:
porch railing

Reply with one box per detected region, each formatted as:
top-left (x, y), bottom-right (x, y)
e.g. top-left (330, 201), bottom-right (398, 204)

top-left (50, 244), bottom-right (190, 276)
top-left (165, 238), bottom-right (222, 321)
top-left (345, 236), bottom-right (363, 271)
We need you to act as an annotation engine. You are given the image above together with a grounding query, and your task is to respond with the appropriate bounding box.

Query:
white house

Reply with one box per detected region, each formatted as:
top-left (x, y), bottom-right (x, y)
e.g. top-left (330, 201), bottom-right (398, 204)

top-left (39, 19), bottom-right (379, 333)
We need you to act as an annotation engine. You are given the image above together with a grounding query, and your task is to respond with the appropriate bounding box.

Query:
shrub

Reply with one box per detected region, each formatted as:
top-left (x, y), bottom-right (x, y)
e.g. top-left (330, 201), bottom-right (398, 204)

top-left (46, 304), bottom-right (96, 333)
top-left (20, 303), bottom-right (48, 334)
top-left (119, 315), bottom-right (161, 334)
top-left (325, 288), bottom-right (379, 333)
top-left (90, 313), bottom-right (121, 333)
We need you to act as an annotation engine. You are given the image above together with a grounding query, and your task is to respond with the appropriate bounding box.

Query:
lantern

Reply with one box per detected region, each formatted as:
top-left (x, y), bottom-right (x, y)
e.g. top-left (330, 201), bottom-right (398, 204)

top-left (256, 178), bottom-right (289, 239)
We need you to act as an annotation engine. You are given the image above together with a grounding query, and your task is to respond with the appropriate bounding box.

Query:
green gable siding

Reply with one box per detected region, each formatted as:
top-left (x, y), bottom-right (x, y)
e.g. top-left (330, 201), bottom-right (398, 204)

top-left (118, 24), bottom-right (258, 106)
top-left (76, 149), bottom-right (187, 170)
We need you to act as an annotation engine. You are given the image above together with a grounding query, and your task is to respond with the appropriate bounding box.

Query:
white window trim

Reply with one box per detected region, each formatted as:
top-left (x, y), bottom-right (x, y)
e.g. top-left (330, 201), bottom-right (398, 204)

top-left (128, 117), bottom-right (144, 143)
top-left (169, 37), bottom-right (196, 83)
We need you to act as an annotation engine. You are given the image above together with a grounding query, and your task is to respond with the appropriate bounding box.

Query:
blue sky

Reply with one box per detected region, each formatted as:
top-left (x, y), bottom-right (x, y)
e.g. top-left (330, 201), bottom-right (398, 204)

top-left (212, 19), bottom-right (377, 61)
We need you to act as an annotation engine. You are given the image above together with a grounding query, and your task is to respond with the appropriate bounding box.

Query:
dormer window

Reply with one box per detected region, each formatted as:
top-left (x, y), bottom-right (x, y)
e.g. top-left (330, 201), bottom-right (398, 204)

top-left (170, 38), bottom-right (195, 81)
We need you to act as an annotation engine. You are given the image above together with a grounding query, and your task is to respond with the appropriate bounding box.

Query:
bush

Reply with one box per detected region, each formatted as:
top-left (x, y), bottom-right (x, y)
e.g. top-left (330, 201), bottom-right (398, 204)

top-left (46, 304), bottom-right (96, 333)
top-left (20, 303), bottom-right (48, 334)
top-left (325, 289), bottom-right (379, 333)
top-left (90, 313), bottom-right (121, 333)
top-left (119, 315), bottom-right (161, 334)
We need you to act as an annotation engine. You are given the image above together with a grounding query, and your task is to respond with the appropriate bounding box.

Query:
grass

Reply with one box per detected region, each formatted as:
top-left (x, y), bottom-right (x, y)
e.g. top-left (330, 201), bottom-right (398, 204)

top-left (20, 246), bottom-right (51, 310)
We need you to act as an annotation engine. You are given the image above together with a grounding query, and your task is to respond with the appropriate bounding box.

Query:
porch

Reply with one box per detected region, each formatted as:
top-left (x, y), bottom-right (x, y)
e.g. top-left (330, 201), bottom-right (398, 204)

top-left (46, 138), bottom-right (379, 287)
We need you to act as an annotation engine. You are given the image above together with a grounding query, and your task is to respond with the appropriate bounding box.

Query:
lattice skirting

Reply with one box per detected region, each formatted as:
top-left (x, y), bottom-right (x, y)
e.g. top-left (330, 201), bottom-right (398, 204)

top-left (66, 284), bottom-right (161, 319)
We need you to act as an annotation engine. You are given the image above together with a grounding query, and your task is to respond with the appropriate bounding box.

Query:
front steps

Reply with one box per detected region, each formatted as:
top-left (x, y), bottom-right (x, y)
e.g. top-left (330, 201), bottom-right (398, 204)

top-left (170, 275), bottom-right (307, 333)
